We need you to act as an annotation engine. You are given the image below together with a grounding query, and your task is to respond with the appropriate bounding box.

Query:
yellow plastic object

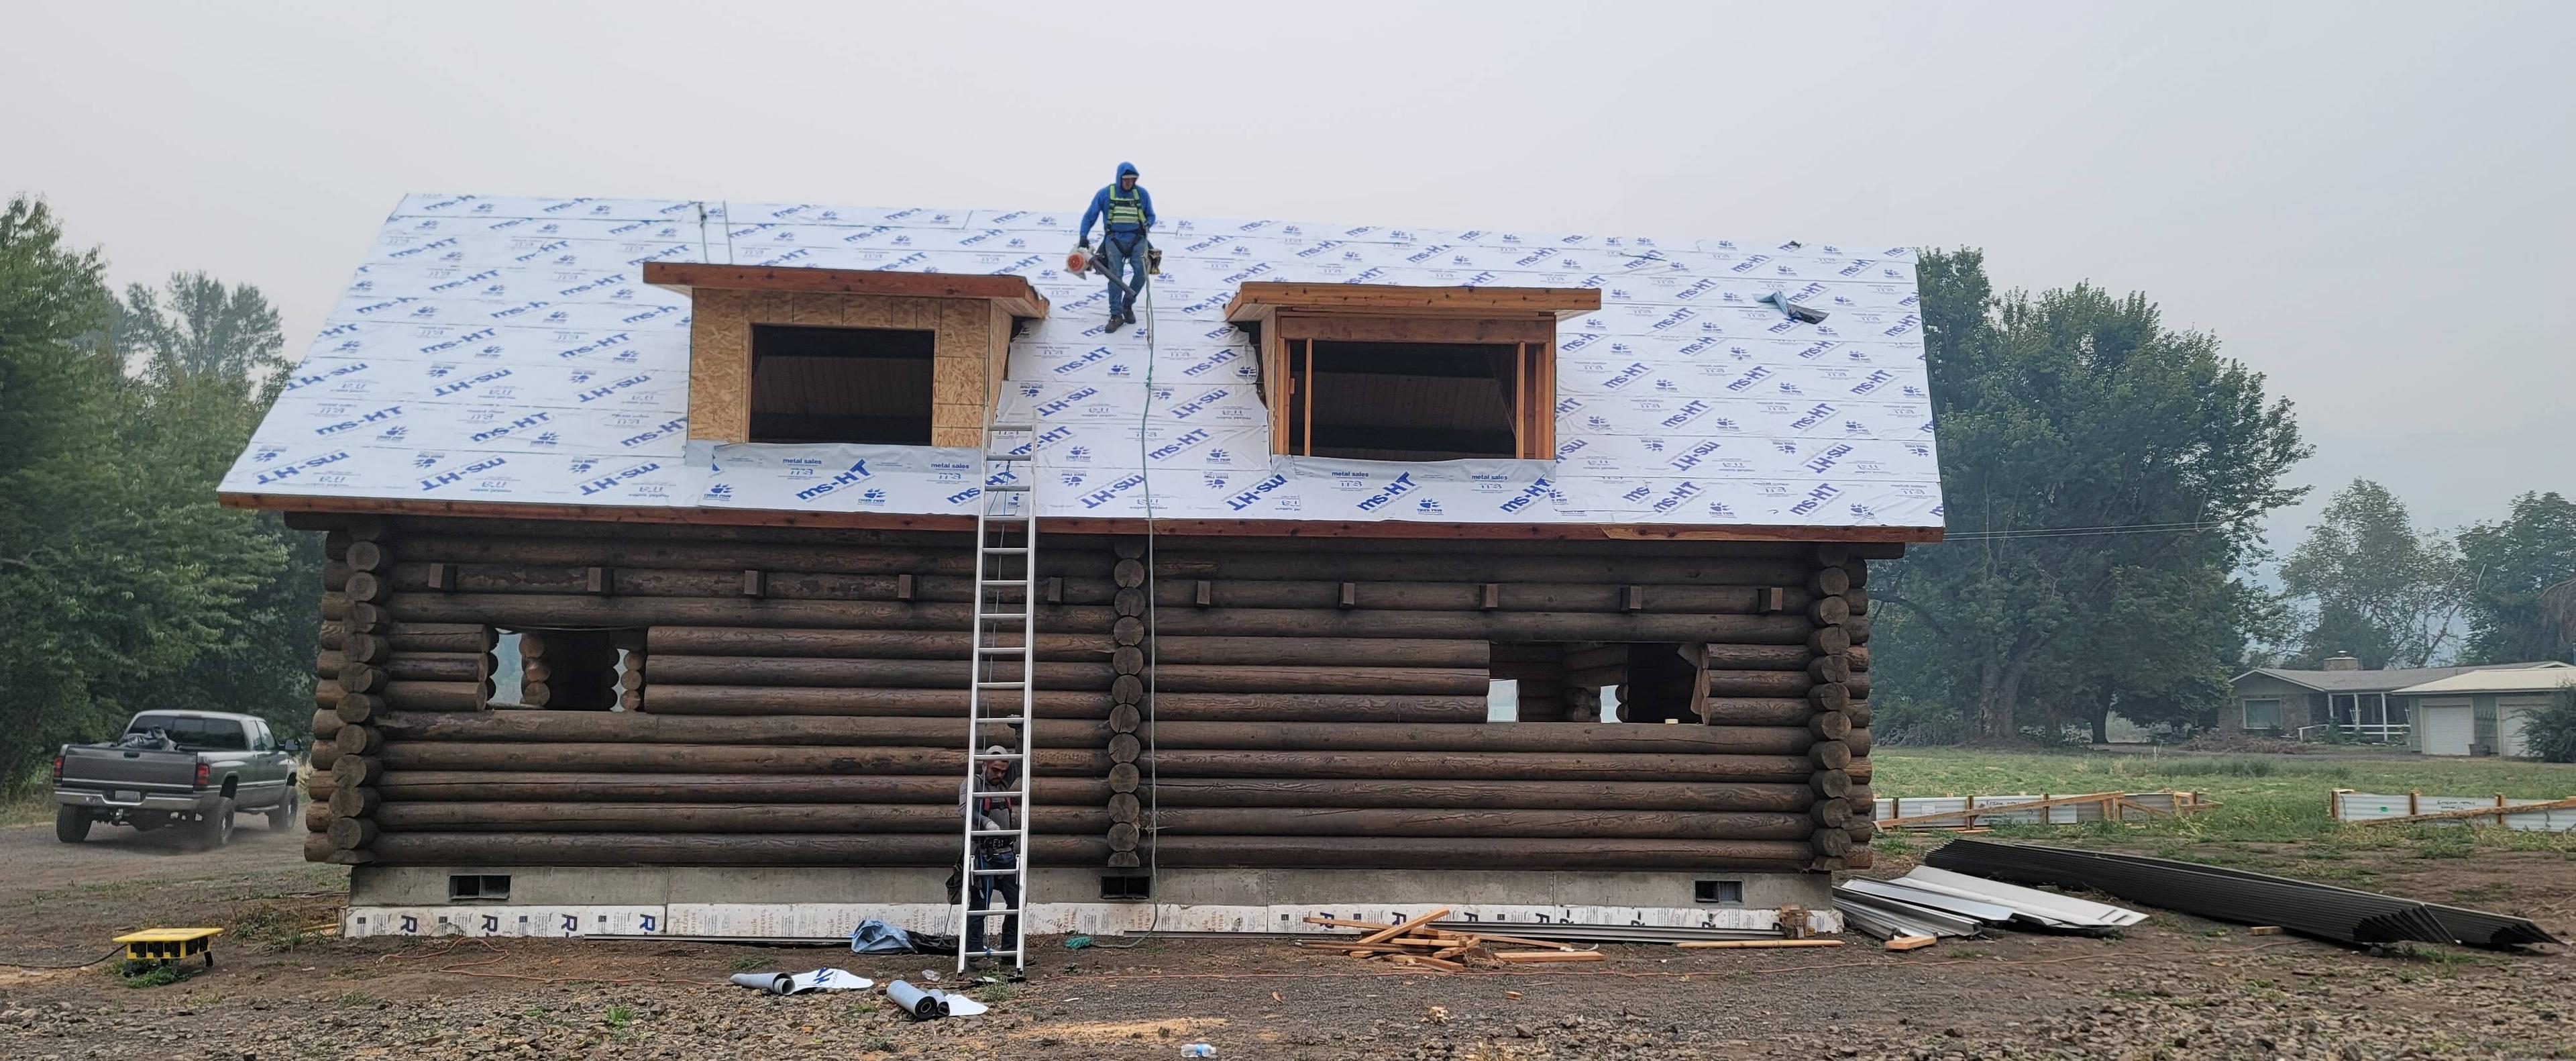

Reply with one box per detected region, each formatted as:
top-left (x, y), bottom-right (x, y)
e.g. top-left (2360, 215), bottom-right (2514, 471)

top-left (115, 927), bottom-right (223, 965)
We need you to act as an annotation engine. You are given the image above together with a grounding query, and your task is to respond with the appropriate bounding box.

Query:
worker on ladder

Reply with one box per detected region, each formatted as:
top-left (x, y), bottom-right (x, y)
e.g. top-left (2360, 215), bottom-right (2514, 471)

top-left (1077, 161), bottom-right (1155, 333)
top-left (957, 746), bottom-right (1021, 964)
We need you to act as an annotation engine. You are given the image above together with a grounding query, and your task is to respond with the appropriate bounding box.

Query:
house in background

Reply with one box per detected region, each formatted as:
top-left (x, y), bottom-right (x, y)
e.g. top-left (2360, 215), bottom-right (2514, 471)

top-left (2224, 655), bottom-right (2572, 746)
top-left (2393, 667), bottom-right (2576, 757)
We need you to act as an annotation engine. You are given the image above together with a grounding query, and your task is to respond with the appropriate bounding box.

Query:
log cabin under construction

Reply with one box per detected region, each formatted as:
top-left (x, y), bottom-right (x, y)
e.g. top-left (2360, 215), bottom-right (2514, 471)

top-left (222, 193), bottom-right (1944, 940)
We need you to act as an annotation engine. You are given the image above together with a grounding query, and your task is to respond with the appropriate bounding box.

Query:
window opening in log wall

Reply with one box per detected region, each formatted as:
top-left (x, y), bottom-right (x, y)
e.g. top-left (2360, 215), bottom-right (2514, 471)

top-left (749, 325), bottom-right (936, 444)
top-left (1490, 643), bottom-right (1619, 722)
top-left (1618, 644), bottom-right (1701, 723)
top-left (1284, 340), bottom-right (1544, 460)
top-left (516, 629), bottom-right (643, 711)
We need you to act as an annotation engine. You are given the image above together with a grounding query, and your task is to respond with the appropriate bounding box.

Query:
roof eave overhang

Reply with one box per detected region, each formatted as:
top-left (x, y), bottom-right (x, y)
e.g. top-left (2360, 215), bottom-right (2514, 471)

top-left (219, 491), bottom-right (1940, 544)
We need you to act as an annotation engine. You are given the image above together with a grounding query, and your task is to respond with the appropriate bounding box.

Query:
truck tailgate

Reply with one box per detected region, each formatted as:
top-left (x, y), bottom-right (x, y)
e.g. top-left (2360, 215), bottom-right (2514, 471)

top-left (59, 746), bottom-right (199, 789)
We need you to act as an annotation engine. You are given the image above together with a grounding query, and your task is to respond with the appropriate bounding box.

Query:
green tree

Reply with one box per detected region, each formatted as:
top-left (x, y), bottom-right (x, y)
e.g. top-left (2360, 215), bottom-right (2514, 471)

top-left (2544, 577), bottom-right (2576, 650)
top-left (2456, 491), bottom-right (2576, 664)
top-left (105, 273), bottom-right (321, 743)
top-left (117, 272), bottom-right (286, 383)
top-left (2278, 479), bottom-right (2464, 668)
top-left (0, 197), bottom-right (317, 790)
top-left (1872, 249), bottom-right (2309, 742)
top-left (0, 197), bottom-right (180, 787)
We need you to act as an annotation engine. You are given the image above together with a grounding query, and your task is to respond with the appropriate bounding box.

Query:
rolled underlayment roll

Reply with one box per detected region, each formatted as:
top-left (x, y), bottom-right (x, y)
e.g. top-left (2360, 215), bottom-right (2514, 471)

top-left (885, 979), bottom-right (941, 1018)
top-left (730, 972), bottom-right (793, 994)
top-left (883, 980), bottom-right (991, 1019)
top-left (729, 968), bottom-right (875, 995)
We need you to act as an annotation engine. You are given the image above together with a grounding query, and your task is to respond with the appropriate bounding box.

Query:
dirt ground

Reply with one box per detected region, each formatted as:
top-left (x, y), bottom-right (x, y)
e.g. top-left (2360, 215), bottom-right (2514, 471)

top-left (3, 821), bottom-right (2573, 1060)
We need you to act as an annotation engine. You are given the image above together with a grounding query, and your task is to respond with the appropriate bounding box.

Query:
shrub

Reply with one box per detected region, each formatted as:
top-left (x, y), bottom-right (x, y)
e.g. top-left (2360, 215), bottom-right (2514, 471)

top-left (1871, 697), bottom-right (1977, 746)
top-left (2518, 687), bottom-right (2576, 763)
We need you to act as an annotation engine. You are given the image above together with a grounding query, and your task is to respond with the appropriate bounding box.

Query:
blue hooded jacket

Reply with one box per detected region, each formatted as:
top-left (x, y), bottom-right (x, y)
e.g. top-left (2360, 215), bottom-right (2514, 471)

top-left (1078, 162), bottom-right (1154, 244)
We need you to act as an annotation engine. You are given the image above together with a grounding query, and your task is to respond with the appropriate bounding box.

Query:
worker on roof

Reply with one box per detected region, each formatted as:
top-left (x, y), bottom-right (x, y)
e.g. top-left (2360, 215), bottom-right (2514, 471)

top-left (1077, 161), bottom-right (1155, 333)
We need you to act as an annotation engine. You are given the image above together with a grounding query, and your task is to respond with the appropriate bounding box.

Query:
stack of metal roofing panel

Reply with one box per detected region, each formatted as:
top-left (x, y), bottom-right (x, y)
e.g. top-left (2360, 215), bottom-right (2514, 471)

top-left (1924, 838), bottom-right (2561, 949)
top-left (1887, 866), bottom-right (2147, 931)
top-left (2053, 852), bottom-right (2562, 948)
top-left (1829, 867), bottom-right (2144, 939)
top-left (1831, 881), bottom-right (1988, 940)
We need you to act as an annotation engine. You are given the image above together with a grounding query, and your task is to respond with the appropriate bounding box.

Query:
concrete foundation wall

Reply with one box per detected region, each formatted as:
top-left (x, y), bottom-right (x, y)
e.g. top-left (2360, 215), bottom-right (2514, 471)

top-left (344, 865), bottom-right (1835, 940)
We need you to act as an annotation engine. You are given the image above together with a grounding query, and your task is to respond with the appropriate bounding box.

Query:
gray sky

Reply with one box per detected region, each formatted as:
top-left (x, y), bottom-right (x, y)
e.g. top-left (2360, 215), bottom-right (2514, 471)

top-left (6, 1), bottom-right (2569, 558)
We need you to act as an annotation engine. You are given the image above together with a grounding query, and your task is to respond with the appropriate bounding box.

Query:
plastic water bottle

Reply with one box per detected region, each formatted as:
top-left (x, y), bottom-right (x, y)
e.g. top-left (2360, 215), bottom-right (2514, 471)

top-left (1181, 1046), bottom-right (1216, 1058)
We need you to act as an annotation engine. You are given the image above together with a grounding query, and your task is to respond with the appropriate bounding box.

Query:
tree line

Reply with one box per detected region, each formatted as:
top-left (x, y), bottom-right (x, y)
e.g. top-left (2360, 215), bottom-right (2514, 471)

top-left (2276, 481), bottom-right (2576, 670)
top-left (0, 195), bottom-right (321, 793)
top-left (1872, 250), bottom-right (2575, 743)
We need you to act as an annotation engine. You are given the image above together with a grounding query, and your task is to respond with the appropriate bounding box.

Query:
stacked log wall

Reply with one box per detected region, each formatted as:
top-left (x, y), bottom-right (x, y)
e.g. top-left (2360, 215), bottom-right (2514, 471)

top-left (299, 515), bottom-right (1889, 873)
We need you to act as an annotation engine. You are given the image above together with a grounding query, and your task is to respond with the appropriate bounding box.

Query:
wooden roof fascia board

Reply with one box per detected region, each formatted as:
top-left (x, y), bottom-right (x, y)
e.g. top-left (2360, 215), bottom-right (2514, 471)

top-left (1224, 283), bottom-right (1603, 323)
top-left (219, 491), bottom-right (1938, 544)
top-left (640, 262), bottom-right (1049, 319)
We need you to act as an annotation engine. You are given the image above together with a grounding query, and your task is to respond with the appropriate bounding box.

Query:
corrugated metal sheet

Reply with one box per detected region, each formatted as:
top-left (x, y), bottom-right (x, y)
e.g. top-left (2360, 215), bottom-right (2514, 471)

top-left (1894, 866), bottom-right (2147, 929)
top-left (1923, 838), bottom-right (2559, 949)
top-left (1836, 878), bottom-right (2019, 924)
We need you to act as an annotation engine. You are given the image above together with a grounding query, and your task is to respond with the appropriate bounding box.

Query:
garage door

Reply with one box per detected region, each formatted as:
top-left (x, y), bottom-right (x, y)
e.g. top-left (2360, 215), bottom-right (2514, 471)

top-left (2418, 701), bottom-right (2475, 756)
top-left (2498, 697), bottom-right (2551, 759)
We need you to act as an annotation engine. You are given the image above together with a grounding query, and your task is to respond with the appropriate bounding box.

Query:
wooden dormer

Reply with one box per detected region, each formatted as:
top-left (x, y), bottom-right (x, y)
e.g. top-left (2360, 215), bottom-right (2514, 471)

top-left (644, 262), bottom-right (1049, 448)
top-left (1224, 283), bottom-right (1602, 461)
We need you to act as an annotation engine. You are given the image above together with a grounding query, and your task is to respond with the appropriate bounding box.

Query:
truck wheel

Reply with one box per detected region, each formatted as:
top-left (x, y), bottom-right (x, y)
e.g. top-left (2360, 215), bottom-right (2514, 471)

top-left (268, 790), bottom-right (300, 831)
top-left (55, 806), bottom-right (91, 844)
top-left (191, 798), bottom-right (236, 850)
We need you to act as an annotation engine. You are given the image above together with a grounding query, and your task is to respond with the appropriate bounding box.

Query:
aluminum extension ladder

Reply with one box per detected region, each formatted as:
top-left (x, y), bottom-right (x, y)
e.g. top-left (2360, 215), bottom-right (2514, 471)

top-left (954, 419), bottom-right (1036, 972)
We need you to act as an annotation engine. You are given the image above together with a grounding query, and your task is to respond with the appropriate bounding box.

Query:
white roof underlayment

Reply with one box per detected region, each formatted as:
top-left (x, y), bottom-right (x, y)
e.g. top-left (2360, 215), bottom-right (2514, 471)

top-left (221, 194), bottom-right (1945, 529)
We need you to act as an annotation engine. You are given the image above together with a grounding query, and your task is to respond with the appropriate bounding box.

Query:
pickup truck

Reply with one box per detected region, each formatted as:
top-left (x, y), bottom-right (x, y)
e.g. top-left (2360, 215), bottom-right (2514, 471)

top-left (52, 711), bottom-right (302, 848)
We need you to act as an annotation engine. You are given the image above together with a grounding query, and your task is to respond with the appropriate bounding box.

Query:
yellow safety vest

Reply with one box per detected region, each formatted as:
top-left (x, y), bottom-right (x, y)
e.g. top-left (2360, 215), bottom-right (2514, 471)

top-left (1106, 187), bottom-right (1146, 228)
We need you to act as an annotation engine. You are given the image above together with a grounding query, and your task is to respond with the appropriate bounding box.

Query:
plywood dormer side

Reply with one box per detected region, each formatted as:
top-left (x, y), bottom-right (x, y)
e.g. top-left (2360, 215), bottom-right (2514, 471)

top-left (684, 289), bottom-right (1014, 447)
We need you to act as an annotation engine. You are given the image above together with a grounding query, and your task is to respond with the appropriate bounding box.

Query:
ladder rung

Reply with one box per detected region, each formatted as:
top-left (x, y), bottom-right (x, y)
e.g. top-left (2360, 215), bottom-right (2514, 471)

top-left (986, 453), bottom-right (1032, 462)
top-left (962, 908), bottom-right (1024, 916)
top-left (972, 751), bottom-right (1025, 760)
top-left (971, 868), bottom-right (1022, 876)
top-left (975, 681), bottom-right (1026, 690)
top-left (964, 788), bottom-right (1023, 798)
top-left (975, 645), bottom-right (1025, 654)
top-left (985, 483), bottom-right (1030, 493)
top-left (969, 829), bottom-right (1021, 838)
top-left (983, 547), bottom-right (1028, 555)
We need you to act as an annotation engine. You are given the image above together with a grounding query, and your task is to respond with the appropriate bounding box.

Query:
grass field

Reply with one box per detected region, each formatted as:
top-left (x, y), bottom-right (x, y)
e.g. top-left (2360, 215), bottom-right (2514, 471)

top-left (1868, 746), bottom-right (2576, 874)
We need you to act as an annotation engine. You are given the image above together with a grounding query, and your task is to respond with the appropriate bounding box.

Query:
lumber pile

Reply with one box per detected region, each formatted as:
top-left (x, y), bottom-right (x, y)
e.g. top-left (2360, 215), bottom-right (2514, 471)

top-left (1296, 910), bottom-right (1599, 971)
